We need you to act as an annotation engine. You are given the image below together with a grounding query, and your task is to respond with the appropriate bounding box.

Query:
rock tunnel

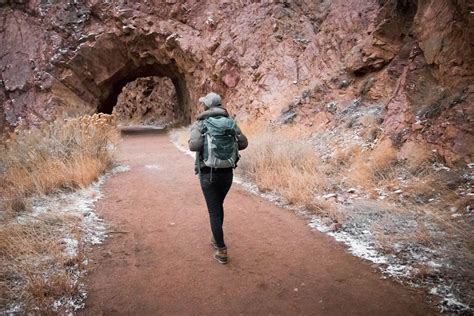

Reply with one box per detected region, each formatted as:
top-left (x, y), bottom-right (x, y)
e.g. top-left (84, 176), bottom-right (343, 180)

top-left (97, 62), bottom-right (190, 125)
top-left (50, 32), bottom-right (215, 127)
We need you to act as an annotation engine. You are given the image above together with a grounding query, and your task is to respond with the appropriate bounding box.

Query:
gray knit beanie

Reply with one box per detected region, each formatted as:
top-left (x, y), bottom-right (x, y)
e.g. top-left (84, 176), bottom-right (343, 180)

top-left (199, 92), bottom-right (222, 108)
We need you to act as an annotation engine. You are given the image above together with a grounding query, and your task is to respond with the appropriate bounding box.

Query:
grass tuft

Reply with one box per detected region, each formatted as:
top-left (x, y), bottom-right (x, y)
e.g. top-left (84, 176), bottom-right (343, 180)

top-left (0, 114), bottom-right (119, 215)
top-left (237, 127), bottom-right (327, 210)
top-left (0, 113), bottom-right (119, 313)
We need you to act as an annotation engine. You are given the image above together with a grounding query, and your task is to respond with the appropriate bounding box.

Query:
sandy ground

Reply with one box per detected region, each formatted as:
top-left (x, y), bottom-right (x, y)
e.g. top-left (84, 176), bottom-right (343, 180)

top-left (81, 128), bottom-right (437, 315)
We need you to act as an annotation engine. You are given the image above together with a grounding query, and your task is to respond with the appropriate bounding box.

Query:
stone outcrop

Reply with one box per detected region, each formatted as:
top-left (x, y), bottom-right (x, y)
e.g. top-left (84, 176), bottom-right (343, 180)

top-left (0, 0), bottom-right (473, 164)
top-left (113, 76), bottom-right (179, 126)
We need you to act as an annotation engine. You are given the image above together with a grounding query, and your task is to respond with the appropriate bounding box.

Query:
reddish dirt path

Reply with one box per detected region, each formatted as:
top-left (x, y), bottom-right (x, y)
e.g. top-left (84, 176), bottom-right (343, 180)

top-left (82, 129), bottom-right (436, 315)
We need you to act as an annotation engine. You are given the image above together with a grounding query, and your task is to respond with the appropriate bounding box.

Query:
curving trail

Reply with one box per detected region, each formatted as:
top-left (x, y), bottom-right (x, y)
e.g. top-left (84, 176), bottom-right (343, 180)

top-left (81, 128), bottom-right (436, 315)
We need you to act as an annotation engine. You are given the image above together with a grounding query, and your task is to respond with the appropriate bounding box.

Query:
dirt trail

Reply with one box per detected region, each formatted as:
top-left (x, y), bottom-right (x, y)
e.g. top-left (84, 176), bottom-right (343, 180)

top-left (82, 129), bottom-right (436, 315)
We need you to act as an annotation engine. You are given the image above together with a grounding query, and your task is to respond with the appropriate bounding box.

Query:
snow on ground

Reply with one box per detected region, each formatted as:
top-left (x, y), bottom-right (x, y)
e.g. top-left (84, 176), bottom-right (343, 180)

top-left (145, 164), bottom-right (161, 170)
top-left (430, 286), bottom-right (471, 313)
top-left (169, 134), bottom-right (195, 159)
top-left (119, 124), bottom-right (166, 130)
top-left (8, 164), bottom-right (130, 314)
top-left (234, 177), bottom-right (471, 313)
top-left (169, 131), bottom-right (471, 314)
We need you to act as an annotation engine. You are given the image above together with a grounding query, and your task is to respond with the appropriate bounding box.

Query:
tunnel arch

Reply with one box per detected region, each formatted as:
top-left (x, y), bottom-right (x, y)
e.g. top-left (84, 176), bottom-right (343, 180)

top-left (51, 30), bottom-right (220, 125)
top-left (97, 61), bottom-right (191, 124)
top-left (50, 31), bottom-right (225, 125)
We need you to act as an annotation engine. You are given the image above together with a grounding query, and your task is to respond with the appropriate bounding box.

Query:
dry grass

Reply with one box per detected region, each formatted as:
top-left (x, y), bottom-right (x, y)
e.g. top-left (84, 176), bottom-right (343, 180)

top-left (174, 126), bottom-right (191, 149)
top-left (237, 125), bottom-right (329, 212)
top-left (0, 213), bottom-right (85, 313)
top-left (369, 139), bottom-right (398, 172)
top-left (237, 123), bottom-right (402, 219)
top-left (237, 121), bottom-right (469, 219)
top-left (331, 143), bottom-right (363, 167)
top-left (406, 148), bottom-right (432, 173)
top-left (357, 114), bottom-right (381, 142)
top-left (237, 122), bottom-right (466, 220)
top-left (345, 139), bottom-right (398, 190)
top-left (0, 113), bottom-right (119, 313)
top-left (174, 118), bottom-right (472, 307)
top-left (237, 120), bottom-right (267, 137)
top-left (0, 114), bottom-right (119, 215)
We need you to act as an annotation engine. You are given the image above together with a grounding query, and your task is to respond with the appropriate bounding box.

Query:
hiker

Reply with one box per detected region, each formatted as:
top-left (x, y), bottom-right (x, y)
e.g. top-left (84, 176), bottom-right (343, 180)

top-left (188, 92), bottom-right (248, 264)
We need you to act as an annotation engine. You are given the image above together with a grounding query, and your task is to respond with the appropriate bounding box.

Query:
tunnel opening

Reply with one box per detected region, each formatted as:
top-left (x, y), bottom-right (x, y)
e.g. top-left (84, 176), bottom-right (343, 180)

top-left (97, 62), bottom-right (191, 126)
top-left (112, 76), bottom-right (179, 127)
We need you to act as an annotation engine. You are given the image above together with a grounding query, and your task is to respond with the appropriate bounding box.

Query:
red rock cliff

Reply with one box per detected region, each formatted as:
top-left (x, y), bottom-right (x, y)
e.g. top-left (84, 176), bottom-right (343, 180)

top-left (0, 0), bottom-right (472, 164)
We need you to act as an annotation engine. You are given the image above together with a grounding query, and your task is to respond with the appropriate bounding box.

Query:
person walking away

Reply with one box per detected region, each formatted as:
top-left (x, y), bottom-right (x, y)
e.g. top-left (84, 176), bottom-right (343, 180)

top-left (188, 92), bottom-right (248, 264)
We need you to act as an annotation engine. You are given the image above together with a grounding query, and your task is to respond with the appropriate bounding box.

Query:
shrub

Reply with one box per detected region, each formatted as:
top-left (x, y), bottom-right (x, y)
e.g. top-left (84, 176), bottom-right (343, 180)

top-left (237, 126), bottom-right (327, 210)
top-left (0, 114), bottom-right (119, 214)
top-left (0, 114), bottom-right (119, 313)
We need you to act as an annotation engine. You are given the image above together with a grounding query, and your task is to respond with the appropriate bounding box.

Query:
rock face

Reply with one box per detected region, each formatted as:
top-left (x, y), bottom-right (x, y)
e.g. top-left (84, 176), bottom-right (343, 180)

top-left (113, 76), bottom-right (179, 126)
top-left (0, 0), bottom-right (473, 164)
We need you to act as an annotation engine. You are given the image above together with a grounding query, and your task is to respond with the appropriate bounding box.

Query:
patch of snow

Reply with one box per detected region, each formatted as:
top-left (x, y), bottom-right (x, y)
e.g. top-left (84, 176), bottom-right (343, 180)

top-left (375, 188), bottom-right (388, 199)
top-left (432, 163), bottom-right (450, 171)
top-left (145, 164), bottom-right (160, 170)
top-left (5, 304), bottom-right (22, 314)
top-left (170, 132), bottom-right (472, 314)
top-left (233, 176), bottom-right (288, 206)
top-left (8, 164), bottom-right (130, 314)
top-left (232, 175), bottom-right (471, 313)
top-left (170, 138), bottom-right (194, 158)
top-left (119, 124), bottom-right (165, 130)
top-left (53, 291), bottom-right (87, 313)
top-left (308, 217), bottom-right (390, 265)
top-left (306, 211), bottom-right (470, 312)
top-left (427, 261), bottom-right (442, 269)
top-left (110, 164), bottom-right (131, 174)
top-left (206, 16), bottom-right (215, 25)
top-left (430, 285), bottom-right (471, 313)
top-left (63, 236), bottom-right (78, 258)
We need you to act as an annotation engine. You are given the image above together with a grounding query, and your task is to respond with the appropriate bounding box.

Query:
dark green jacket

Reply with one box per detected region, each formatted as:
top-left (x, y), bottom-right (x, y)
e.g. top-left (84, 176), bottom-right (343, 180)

top-left (188, 106), bottom-right (248, 174)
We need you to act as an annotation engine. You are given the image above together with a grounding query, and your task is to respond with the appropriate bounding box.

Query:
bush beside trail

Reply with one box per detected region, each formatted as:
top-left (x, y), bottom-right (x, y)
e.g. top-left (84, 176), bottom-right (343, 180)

top-left (0, 114), bottom-right (119, 313)
top-left (234, 121), bottom-right (472, 312)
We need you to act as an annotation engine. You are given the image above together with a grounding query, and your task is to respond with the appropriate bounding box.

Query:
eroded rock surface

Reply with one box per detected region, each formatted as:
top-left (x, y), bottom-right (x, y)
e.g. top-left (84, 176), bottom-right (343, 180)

top-left (0, 0), bottom-right (473, 164)
top-left (113, 76), bottom-right (179, 126)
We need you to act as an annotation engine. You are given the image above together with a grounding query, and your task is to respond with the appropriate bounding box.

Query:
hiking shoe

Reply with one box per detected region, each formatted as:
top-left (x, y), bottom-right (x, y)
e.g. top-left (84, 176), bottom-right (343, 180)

top-left (211, 237), bottom-right (218, 250)
top-left (214, 248), bottom-right (228, 264)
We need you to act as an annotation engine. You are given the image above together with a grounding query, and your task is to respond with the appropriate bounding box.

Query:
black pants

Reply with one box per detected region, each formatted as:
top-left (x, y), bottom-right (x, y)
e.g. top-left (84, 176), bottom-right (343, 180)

top-left (199, 169), bottom-right (233, 249)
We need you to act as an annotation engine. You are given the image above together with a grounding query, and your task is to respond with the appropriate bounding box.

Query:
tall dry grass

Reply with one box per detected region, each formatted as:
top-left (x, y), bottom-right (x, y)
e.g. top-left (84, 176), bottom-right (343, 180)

top-left (344, 139), bottom-right (398, 190)
top-left (237, 122), bottom-right (330, 212)
top-left (0, 213), bottom-right (85, 313)
top-left (0, 114), bottom-right (119, 215)
top-left (169, 108), bottom-right (472, 308)
top-left (0, 113), bottom-right (119, 313)
top-left (237, 121), bottom-right (470, 222)
top-left (170, 119), bottom-right (472, 305)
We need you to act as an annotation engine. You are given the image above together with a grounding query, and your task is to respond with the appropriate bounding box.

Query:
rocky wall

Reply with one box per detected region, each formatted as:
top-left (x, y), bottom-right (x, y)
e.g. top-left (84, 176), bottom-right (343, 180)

top-left (0, 0), bottom-right (472, 164)
top-left (113, 76), bottom-right (179, 126)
